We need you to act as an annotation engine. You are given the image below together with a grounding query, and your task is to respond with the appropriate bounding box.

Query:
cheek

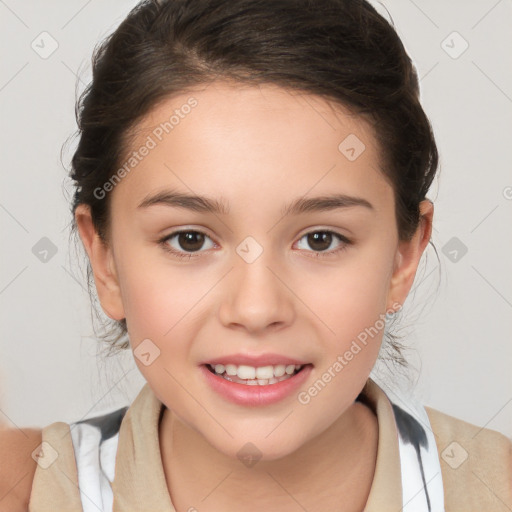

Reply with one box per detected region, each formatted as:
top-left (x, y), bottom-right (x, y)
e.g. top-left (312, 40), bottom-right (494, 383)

top-left (116, 253), bottom-right (216, 386)
top-left (117, 260), bottom-right (204, 398)
top-left (291, 257), bottom-right (393, 427)
top-left (116, 245), bottom-right (207, 338)
top-left (121, 273), bottom-right (178, 340)
top-left (295, 249), bottom-right (393, 350)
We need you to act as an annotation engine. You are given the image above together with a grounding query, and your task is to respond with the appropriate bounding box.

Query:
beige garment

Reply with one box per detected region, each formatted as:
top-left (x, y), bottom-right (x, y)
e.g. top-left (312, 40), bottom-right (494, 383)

top-left (426, 405), bottom-right (512, 511)
top-left (29, 378), bottom-right (512, 511)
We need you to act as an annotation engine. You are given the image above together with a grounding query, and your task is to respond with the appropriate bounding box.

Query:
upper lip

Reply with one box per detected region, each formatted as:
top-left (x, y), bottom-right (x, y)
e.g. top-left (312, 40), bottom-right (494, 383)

top-left (202, 353), bottom-right (310, 367)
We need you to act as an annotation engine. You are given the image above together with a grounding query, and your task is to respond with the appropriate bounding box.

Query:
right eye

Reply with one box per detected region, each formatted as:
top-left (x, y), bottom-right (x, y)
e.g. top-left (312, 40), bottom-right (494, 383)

top-left (158, 230), bottom-right (216, 260)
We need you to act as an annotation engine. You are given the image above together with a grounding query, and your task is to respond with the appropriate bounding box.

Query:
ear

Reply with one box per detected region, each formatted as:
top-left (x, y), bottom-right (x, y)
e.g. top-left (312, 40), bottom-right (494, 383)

top-left (386, 199), bottom-right (434, 312)
top-left (74, 204), bottom-right (125, 321)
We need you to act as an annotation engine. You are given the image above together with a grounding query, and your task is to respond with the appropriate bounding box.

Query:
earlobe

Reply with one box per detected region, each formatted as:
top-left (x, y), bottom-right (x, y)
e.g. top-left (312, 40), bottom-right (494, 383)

top-left (387, 200), bottom-right (434, 312)
top-left (74, 204), bottom-right (125, 321)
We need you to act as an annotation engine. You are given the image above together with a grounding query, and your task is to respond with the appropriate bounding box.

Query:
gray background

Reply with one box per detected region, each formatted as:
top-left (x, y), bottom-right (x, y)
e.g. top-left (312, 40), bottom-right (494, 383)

top-left (0, 0), bottom-right (511, 438)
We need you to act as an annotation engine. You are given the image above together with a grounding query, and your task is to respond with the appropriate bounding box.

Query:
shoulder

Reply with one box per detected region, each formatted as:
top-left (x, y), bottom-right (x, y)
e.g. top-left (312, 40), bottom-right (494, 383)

top-left (26, 420), bottom-right (83, 511)
top-left (425, 405), bottom-right (512, 510)
top-left (0, 427), bottom-right (42, 512)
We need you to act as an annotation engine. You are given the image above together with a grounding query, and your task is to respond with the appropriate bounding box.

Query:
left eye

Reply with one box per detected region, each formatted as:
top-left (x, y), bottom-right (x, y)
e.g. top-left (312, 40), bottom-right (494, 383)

top-left (295, 230), bottom-right (350, 256)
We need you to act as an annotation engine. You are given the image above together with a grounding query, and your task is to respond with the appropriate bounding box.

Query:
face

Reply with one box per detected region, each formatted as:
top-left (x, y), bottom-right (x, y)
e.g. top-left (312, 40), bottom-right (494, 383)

top-left (77, 80), bottom-right (431, 461)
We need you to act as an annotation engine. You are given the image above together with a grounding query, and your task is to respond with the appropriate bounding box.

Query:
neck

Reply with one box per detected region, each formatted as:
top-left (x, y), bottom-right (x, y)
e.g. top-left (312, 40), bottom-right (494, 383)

top-left (159, 400), bottom-right (378, 512)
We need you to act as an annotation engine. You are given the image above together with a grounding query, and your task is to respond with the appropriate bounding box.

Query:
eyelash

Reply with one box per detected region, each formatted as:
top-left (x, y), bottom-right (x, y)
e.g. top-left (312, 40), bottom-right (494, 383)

top-left (158, 229), bottom-right (352, 261)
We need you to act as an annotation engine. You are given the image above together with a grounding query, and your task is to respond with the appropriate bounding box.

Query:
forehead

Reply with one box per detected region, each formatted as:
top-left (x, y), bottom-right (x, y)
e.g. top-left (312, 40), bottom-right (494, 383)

top-left (110, 80), bottom-right (393, 216)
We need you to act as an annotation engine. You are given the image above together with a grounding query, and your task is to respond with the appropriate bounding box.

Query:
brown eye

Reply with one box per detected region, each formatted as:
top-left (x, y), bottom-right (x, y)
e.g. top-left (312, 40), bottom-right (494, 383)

top-left (161, 230), bottom-right (215, 258)
top-left (306, 232), bottom-right (333, 252)
top-left (176, 231), bottom-right (206, 252)
top-left (296, 230), bottom-right (351, 257)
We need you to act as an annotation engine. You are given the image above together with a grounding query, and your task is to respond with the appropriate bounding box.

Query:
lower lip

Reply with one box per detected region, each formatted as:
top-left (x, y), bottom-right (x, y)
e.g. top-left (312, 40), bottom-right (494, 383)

top-left (200, 364), bottom-right (313, 406)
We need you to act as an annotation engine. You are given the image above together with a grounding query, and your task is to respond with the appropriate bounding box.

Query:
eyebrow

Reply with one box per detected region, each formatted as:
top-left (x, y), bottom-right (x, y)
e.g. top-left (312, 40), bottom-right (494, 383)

top-left (137, 190), bottom-right (230, 215)
top-left (137, 189), bottom-right (374, 216)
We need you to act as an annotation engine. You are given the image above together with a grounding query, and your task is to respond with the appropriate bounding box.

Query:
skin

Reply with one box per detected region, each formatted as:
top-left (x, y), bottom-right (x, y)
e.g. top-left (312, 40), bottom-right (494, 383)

top-left (75, 80), bottom-right (433, 511)
top-left (0, 427), bottom-right (41, 512)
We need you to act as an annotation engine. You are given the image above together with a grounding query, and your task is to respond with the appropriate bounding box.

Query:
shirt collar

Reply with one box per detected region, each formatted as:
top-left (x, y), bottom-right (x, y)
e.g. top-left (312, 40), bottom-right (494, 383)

top-left (112, 377), bottom-right (403, 511)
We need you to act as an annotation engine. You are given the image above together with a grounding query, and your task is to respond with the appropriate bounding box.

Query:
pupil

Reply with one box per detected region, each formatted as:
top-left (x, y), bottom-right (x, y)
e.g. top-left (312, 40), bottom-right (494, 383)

top-left (308, 232), bottom-right (331, 251)
top-left (179, 232), bottom-right (204, 252)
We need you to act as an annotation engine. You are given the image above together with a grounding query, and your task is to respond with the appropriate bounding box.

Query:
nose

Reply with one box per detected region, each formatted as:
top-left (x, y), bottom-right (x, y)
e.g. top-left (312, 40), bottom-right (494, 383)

top-left (218, 249), bottom-right (295, 335)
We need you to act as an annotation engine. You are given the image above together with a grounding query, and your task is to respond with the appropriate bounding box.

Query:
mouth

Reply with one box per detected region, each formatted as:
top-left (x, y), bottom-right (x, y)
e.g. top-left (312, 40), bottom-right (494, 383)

top-left (205, 362), bottom-right (308, 386)
top-left (201, 361), bottom-right (313, 406)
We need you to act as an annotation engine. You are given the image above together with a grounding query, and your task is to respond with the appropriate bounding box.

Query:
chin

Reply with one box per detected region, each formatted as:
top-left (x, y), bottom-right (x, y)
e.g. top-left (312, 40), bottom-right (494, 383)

top-left (209, 430), bottom-right (307, 464)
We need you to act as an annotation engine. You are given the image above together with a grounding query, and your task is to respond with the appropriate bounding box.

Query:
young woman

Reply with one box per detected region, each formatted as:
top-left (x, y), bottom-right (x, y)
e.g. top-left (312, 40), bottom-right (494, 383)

top-left (2, 0), bottom-right (511, 511)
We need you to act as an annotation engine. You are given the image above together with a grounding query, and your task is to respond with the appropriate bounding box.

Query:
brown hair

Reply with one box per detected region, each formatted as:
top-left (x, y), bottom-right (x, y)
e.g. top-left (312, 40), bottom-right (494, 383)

top-left (66, 0), bottom-right (439, 369)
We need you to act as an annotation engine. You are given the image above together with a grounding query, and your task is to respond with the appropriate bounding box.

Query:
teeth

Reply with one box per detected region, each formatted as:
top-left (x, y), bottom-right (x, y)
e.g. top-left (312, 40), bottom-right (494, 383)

top-left (256, 366), bottom-right (273, 379)
top-left (238, 365), bottom-right (256, 379)
top-left (225, 364), bottom-right (238, 376)
top-left (274, 365), bottom-right (286, 377)
top-left (220, 372), bottom-right (296, 386)
top-left (208, 362), bottom-right (304, 382)
top-left (285, 365), bottom-right (296, 375)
